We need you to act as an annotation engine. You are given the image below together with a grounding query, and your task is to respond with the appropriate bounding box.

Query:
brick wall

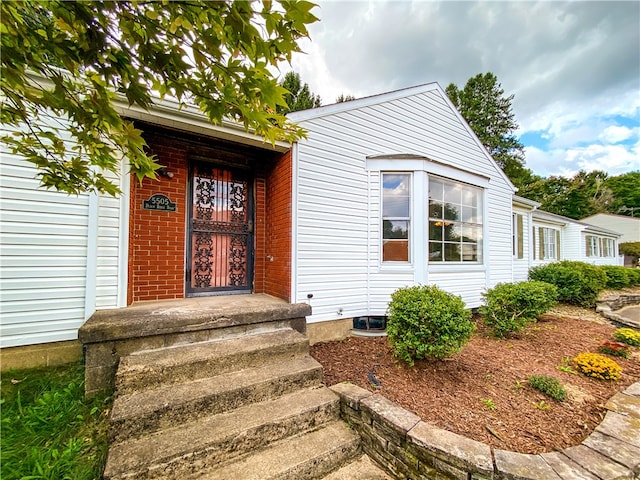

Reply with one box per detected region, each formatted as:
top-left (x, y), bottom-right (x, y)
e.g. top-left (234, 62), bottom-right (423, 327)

top-left (127, 124), bottom-right (292, 303)
top-left (129, 131), bottom-right (188, 302)
top-left (264, 151), bottom-right (293, 301)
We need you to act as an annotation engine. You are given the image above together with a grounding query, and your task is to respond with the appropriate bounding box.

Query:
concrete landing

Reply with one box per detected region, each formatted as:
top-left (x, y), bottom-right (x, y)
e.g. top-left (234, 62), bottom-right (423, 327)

top-left (79, 294), bottom-right (311, 397)
top-left (79, 294), bottom-right (310, 343)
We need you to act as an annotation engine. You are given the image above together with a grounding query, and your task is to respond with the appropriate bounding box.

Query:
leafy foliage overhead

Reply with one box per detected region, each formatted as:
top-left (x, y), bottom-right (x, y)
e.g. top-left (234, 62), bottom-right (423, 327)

top-left (518, 170), bottom-right (640, 219)
top-left (278, 71), bottom-right (321, 113)
top-left (446, 72), bottom-right (527, 187)
top-left (1, 1), bottom-right (318, 195)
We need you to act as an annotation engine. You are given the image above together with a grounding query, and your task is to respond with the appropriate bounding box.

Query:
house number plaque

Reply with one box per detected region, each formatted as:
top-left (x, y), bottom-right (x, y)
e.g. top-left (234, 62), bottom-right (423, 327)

top-left (143, 193), bottom-right (177, 212)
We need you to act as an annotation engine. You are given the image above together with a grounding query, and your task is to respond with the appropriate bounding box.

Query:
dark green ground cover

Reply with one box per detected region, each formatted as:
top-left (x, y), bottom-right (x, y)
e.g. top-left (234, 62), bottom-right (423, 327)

top-left (1, 362), bottom-right (111, 480)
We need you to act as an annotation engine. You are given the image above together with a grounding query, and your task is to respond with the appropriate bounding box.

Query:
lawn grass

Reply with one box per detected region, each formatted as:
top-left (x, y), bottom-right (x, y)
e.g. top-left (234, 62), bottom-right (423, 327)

top-left (1, 362), bottom-right (111, 480)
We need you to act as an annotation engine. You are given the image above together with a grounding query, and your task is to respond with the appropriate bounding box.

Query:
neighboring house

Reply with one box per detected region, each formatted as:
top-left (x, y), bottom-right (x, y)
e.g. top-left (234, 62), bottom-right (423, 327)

top-left (0, 82), bottom-right (625, 360)
top-left (581, 213), bottom-right (640, 266)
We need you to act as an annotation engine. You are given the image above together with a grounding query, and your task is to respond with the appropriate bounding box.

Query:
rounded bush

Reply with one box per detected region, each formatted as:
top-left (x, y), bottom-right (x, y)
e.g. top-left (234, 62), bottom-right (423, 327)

top-left (386, 285), bottom-right (474, 365)
top-left (528, 374), bottom-right (567, 401)
top-left (480, 281), bottom-right (558, 338)
top-left (601, 265), bottom-right (631, 289)
top-left (614, 328), bottom-right (640, 347)
top-left (626, 268), bottom-right (640, 286)
top-left (528, 261), bottom-right (607, 307)
top-left (573, 352), bottom-right (622, 381)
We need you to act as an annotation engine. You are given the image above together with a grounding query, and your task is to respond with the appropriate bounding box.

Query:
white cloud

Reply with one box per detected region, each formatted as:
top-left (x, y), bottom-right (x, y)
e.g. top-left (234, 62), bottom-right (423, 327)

top-left (599, 125), bottom-right (636, 144)
top-left (287, 0), bottom-right (640, 178)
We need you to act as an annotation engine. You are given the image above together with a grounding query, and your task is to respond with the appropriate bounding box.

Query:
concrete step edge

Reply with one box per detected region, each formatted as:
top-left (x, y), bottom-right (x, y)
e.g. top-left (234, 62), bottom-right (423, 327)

top-left (116, 329), bottom-right (309, 395)
top-left (191, 421), bottom-right (361, 480)
top-left (321, 454), bottom-right (393, 480)
top-left (104, 386), bottom-right (340, 480)
top-left (109, 355), bottom-right (324, 443)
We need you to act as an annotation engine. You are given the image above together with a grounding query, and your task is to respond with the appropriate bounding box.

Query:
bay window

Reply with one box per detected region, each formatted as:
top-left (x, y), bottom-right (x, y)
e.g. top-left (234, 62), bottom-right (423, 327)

top-left (428, 177), bottom-right (482, 262)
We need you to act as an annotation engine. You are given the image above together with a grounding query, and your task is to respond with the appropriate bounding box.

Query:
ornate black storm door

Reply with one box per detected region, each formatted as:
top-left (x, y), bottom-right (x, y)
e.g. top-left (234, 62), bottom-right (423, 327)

top-left (186, 161), bottom-right (254, 295)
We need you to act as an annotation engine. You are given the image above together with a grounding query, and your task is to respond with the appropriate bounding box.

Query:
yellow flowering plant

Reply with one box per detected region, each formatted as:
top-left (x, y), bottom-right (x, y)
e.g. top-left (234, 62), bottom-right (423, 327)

top-left (573, 353), bottom-right (622, 381)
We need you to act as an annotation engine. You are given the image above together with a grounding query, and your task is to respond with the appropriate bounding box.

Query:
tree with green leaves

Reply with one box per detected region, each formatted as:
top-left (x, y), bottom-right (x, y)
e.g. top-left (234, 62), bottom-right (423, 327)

top-left (1, 1), bottom-right (318, 195)
top-left (278, 71), bottom-right (321, 113)
top-left (517, 169), bottom-right (638, 220)
top-left (336, 94), bottom-right (356, 103)
top-left (604, 171), bottom-right (640, 217)
top-left (446, 72), bottom-right (529, 188)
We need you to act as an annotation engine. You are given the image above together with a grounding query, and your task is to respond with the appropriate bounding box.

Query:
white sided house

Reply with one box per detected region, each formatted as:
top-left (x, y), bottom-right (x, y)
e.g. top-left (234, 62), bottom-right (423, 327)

top-left (531, 210), bottom-right (622, 267)
top-left (288, 83), bottom-right (517, 334)
top-left (0, 81), bottom-right (627, 363)
top-left (0, 125), bottom-right (130, 352)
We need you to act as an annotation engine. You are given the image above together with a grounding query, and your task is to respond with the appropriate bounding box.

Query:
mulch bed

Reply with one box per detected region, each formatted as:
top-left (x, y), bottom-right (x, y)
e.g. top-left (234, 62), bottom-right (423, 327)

top-left (310, 312), bottom-right (640, 454)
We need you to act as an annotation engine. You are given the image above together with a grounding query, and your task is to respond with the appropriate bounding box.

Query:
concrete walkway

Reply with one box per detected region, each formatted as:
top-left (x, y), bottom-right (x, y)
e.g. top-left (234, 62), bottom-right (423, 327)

top-left (618, 305), bottom-right (640, 325)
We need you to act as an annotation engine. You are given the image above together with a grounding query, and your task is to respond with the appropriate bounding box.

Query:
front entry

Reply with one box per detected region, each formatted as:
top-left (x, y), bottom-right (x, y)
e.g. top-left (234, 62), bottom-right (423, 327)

top-left (186, 161), bottom-right (254, 295)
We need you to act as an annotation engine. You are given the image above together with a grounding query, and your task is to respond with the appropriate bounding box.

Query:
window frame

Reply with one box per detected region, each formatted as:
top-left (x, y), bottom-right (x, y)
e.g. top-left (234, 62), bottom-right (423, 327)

top-left (428, 176), bottom-right (483, 264)
top-left (381, 172), bottom-right (412, 263)
top-left (539, 227), bottom-right (560, 260)
top-left (512, 213), bottom-right (524, 259)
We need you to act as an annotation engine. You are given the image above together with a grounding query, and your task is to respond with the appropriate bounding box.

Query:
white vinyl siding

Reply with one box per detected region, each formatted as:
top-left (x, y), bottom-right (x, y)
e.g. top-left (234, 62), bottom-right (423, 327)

top-left (291, 84), bottom-right (515, 321)
top-left (1, 130), bottom-right (127, 347)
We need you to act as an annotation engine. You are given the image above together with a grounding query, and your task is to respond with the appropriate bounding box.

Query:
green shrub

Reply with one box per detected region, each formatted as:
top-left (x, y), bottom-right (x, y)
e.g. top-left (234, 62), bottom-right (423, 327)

top-left (528, 261), bottom-right (607, 307)
top-left (386, 285), bottom-right (475, 366)
top-left (626, 268), bottom-right (640, 286)
top-left (481, 281), bottom-right (558, 338)
top-left (528, 374), bottom-right (567, 401)
top-left (614, 328), bottom-right (640, 347)
top-left (601, 265), bottom-right (631, 289)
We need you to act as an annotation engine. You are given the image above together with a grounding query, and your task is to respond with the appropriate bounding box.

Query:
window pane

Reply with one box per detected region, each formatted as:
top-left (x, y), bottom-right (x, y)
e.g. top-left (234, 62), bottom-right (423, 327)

top-left (383, 220), bottom-right (408, 239)
top-left (444, 243), bottom-right (461, 261)
top-left (383, 240), bottom-right (409, 261)
top-left (443, 204), bottom-right (460, 221)
top-left (444, 223), bottom-right (461, 241)
top-left (460, 206), bottom-right (478, 223)
top-left (429, 242), bottom-right (443, 261)
top-left (428, 201), bottom-right (443, 219)
top-left (443, 183), bottom-right (461, 204)
top-left (383, 174), bottom-right (410, 217)
top-left (429, 179), bottom-right (443, 201)
top-left (429, 221), bottom-right (443, 240)
top-left (462, 226), bottom-right (479, 242)
top-left (461, 244), bottom-right (478, 262)
top-left (461, 188), bottom-right (479, 207)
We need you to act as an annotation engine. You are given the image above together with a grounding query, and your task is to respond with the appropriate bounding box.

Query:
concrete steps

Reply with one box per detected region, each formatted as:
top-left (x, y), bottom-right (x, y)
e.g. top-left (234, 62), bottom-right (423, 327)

top-left (190, 421), bottom-right (361, 480)
top-left (103, 324), bottom-right (390, 480)
top-left (115, 329), bottom-right (309, 395)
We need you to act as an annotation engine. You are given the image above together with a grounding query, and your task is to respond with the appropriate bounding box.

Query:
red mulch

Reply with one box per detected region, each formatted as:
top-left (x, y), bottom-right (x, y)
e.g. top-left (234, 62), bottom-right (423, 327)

top-left (310, 314), bottom-right (640, 454)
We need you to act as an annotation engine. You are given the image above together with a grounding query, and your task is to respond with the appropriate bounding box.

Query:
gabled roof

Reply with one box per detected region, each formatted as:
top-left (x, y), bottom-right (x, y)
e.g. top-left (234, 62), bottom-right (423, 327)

top-left (533, 210), bottom-right (621, 237)
top-left (288, 82), bottom-right (516, 193)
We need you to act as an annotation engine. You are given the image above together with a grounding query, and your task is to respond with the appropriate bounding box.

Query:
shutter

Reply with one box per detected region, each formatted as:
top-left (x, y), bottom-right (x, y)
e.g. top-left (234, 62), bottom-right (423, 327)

top-left (517, 214), bottom-right (524, 259)
top-left (532, 227), bottom-right (536, 260)
top-left (539, 227), bottom-right (545, 259)
top-left (556, 230), bottom-right (561, 260)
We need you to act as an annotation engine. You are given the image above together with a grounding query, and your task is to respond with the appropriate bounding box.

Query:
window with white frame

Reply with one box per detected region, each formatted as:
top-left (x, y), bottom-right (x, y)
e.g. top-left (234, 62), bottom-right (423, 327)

top-left (512, 213), bottom-right (524, 259)
top-left (601, 238), bottom-right (615, 257)
top-left (586, 235), bottom-right (599, 257)
top-left (382, 173), bottom-right (411, 262)
top-left (428, 177), bottom-right (482, 262)
top-left (539, 227), bottom-right (559, 260)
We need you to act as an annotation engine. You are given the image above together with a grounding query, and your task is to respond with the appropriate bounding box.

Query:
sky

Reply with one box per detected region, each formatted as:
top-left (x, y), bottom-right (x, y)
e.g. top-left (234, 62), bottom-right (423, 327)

top-left (284, 0), bottom-right (640, 179)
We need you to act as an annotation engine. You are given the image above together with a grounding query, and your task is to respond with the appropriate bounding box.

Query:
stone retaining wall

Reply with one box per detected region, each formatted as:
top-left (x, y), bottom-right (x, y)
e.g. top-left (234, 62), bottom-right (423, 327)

top-left (330, 382), bottom-right (640, 480)
top-left (596, 294), bottom-right (640, 329)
